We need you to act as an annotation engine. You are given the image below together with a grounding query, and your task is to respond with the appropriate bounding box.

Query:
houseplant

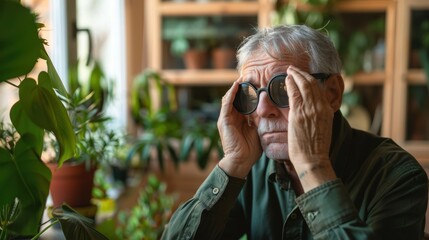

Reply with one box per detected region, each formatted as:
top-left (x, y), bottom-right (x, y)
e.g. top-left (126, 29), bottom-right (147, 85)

top-left (163, 17), bottom-right (215, 69)
top-left (47, 62), bottom-right (116, 210)
top-left (0, 1), bottom-right (108, 238)
top-left (115, 174), bottom-right (176, 240)
top-left (128, 69), bottom-right (221, 171)
top-left (129, 69), bottom-right (181, 170)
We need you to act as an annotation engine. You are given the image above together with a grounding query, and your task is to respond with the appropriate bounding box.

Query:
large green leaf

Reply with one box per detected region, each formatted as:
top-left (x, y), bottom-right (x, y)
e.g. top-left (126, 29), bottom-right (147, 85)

top-left (53, 204), bottom-right (108, 240)
top-left (0, 134), bottom-right (51, 236)
top-left (10, 101), bottom-right (44, 156)
top-left (40, 47), bottom-right (68, 97)
top-left (0, 1), bottom-right (42, 82)
top-left (18, 74), bottom-right (76, 165)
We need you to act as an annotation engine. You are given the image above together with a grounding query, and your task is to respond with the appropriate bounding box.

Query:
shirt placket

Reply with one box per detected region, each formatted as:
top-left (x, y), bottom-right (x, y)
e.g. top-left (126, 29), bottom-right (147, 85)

top-left (282, 205), bottom-right (305, 240)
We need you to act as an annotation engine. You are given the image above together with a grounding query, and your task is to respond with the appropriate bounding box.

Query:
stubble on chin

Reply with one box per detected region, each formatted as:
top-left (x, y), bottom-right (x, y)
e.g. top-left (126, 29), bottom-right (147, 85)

top-left (258, 119), bottom-right (289, 160)
top-left (263, 142), bottom-right (289, 160)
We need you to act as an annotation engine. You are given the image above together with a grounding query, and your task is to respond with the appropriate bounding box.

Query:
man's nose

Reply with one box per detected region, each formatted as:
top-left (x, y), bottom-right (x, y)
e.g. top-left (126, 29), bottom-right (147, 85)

top-left (256, 91), bottom-right (277, 117)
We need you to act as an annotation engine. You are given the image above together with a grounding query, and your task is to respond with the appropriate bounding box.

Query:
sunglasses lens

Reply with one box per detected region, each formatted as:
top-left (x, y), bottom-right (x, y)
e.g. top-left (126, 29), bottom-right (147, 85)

top-left (233, 83), bottom-right (258, 114)
top-left (269, 75), bottom-right (288, 107)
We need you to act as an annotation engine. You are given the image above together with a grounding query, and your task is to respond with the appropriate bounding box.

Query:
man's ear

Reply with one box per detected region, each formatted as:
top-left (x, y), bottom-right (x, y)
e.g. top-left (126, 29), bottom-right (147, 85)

top-left (324, 74), bottom-right (344, 111)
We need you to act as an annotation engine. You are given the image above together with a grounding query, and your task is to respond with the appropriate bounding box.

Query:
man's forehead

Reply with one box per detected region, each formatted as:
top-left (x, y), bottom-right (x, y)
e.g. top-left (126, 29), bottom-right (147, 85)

top-left (239, 66), bottom-right (288, 84)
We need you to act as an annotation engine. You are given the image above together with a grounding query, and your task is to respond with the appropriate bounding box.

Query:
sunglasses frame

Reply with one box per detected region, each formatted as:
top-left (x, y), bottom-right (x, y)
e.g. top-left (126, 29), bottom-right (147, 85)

top-left (234, 73), bottom-right (331, 115)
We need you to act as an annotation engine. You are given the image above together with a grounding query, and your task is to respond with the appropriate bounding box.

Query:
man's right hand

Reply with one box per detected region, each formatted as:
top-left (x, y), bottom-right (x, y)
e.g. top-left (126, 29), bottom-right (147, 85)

top-left (217, 81), bottom-right (262, 179)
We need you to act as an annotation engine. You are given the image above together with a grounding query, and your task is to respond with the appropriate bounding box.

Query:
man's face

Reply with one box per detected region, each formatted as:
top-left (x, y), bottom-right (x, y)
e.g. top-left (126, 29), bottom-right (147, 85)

top-left (239, 52), bottom-right (311, 160)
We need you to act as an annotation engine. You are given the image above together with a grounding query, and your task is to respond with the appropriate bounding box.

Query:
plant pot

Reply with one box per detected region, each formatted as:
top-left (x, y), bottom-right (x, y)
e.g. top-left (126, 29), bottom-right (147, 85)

top-left (212, 47), bottom-right (236, 69)
top-left (47, 162), bottom-right (96, 208)
top-left (183, 49), bottom-right (208, 69)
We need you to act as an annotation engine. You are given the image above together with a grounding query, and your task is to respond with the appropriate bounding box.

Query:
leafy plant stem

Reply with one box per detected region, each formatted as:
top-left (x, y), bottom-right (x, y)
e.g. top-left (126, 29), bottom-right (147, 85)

top-left (4, 80), bottom-right (18, 88)
top-left (31, 219), bottom-right (59, 240)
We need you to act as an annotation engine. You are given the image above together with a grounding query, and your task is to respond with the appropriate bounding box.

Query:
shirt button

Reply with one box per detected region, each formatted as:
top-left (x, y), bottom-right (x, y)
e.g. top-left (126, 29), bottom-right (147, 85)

top-left (290, 213), bottom-right (297, 220)
top-left (307, 212), bottom-right (316, 221)
top-left (212, 187), bottom-right (219, 195)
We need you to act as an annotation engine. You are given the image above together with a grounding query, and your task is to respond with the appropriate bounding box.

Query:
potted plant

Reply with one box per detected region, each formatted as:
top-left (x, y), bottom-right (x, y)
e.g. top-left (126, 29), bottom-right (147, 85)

top-left (46, 63), bottom-right (116, 213)
top-left (211, 40), bottom-right (236, 69)
top-left (164, 17), bottom-right (214, 69)
top-left (129, 70), bottom-right (181, 171)
top-left (128, 69), bottom-right (221, 172)
top-left (0, 1), bottom-right (107, 238)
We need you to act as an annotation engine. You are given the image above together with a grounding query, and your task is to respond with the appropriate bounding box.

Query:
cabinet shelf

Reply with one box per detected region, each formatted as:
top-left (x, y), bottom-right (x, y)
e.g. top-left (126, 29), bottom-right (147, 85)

top-left (346, 71), bottom-right (386, 85)
top-left (407, 69), bottom-right (428, 85)
top-left (163, 70), bottom-right (387, 86)
top-left (163, 69), bottom-right (237, 86)
top-left (160, 2), bottom-right (261, 16)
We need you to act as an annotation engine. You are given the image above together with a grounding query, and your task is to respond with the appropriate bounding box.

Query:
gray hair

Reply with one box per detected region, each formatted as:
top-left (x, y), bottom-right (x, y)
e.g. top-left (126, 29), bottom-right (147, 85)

top-left (236, 25), bottom-right (342, 74)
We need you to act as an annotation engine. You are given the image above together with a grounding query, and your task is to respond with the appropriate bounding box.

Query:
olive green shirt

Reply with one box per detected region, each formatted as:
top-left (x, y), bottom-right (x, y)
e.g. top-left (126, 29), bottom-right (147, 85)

top-left (162, 113), bottom-right (428, 239)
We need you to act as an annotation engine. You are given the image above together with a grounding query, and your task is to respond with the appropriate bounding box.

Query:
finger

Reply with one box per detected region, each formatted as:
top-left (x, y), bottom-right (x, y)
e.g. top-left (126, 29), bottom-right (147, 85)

top-left (285, 73), bottom-right (301, 109)
top-left (220, 81), bottom-right (239, 116)
top-left (289, 66), bottom-right (323, 99)
top-left (287, 67), bottom-right (313, 102)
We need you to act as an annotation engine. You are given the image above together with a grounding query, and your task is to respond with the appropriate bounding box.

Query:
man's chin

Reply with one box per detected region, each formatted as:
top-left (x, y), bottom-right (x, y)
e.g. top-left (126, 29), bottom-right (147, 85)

top-left (264, 143), bottom-right (289, 160)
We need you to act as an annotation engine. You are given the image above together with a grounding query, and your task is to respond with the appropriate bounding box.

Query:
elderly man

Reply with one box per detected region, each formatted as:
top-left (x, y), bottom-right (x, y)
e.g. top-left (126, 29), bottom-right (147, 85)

top-left (161, 24), bottom-right (428, 239)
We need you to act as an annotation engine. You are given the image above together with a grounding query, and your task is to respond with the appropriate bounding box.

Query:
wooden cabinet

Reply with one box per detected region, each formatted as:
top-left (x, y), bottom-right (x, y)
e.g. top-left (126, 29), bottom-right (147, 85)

top-left (393, 0), bottom-right (429, 163)
top-left (331, 0), bottom-right (396, 140)
top-left (145, 0), bottom-right (273, 85)
top-left (143, 0), bottom-right (429, 164)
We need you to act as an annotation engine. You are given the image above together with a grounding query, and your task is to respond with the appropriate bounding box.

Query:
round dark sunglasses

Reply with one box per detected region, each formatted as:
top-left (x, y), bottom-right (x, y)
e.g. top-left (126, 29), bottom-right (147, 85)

top-left (233, 73), bottom-right (331, 115)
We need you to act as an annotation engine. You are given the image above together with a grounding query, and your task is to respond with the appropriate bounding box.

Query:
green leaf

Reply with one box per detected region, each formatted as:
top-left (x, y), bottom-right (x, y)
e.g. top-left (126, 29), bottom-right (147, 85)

top-left (166, 143), bottom-right (179, 168)
top-left (0, 1), bottom-right (42, 82)
top-left (10, 101), bottom-right (44, 156)
top-left (19, 75), bottom-right (76, 165)
top-left (156, 143), bottom-right (164, 172)
top-left (141, 144), bottom-right (152, 167)
top-left (53, 204), bottom-right (109, 240)
top-left (40, 46), bottom-right (68, 97)
top-left (195, 139), bottom-right (206, 169)
top-left (179, 134), bottom-right (194, 161)
top-left (88, 63), bottom-right (104, 103)
top-left (0, 135), bottom-right (51, 236)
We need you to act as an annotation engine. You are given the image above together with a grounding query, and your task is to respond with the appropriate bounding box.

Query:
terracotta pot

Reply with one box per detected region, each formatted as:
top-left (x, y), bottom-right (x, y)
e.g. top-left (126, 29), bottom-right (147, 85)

top-left (47, 162), bottom-right (96, 208)
top-left (212, 47), bottom-right (235, 69)
top-left (183, 49), bottom-right (208, 69)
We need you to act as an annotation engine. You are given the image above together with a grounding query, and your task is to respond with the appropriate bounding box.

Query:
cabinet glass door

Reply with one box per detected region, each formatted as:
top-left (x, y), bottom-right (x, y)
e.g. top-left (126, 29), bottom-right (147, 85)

top-left (406, 9), bottom-right (429, 141)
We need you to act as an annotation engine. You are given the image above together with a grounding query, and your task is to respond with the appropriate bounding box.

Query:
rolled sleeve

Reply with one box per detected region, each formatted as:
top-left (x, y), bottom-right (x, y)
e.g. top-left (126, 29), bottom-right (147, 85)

top-left (295, 179), bottom-right (359, 236)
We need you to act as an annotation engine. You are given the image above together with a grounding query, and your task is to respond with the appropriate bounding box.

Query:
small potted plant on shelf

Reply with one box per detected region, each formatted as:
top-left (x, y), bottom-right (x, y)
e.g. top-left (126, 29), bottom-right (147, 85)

top-left (164, 17), bottom-right (215, 69)
top-left (211, 40), bottom-right (236, 69)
